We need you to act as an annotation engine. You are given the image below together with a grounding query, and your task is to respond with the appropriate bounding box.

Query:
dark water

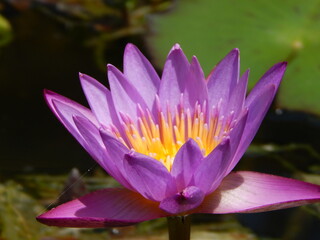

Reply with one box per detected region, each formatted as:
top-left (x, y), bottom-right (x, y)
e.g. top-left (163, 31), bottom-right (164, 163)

top-left (1, 7), bottom-right (122, 175)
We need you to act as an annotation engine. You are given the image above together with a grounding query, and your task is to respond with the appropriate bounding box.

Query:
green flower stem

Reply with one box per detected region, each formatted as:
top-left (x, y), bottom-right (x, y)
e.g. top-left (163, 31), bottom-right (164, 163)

top-left (167, 215), bottom-right (191, 240)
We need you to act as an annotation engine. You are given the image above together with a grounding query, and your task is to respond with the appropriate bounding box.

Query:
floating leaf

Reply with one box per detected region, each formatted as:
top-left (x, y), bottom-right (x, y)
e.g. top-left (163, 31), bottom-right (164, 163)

top-left (147, 0), bottom-right (320, 114)
top-left (0, 14), bottom-right (12, 47)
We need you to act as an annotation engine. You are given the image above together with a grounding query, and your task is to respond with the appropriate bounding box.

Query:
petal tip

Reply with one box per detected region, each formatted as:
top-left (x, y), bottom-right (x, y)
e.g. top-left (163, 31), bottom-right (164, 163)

top-left (106, 63), bottom-right (114, 70)
top-left (220, 137), bottom-right (231, 146)
top-left (280, 61), bottom-right (288, 69)
top-left (184, 138), bottom-right (202, 150)
top-left (272, 61), bottom-right (288, 73)
top-left (172, 43), bottom-right (181, 50)
top-left (43, 89), bottom-right (51, 97)
top-left (79, 72), bottom-right (88, 82)
top-left (160, 186), bottom-right (205, 214)
top-left (36, 215), bottom-right (48, 225)
top-left (125, 43), bottom-right (137, 51)
top-left (43, 89), bottom-right (60, 105)
top-left (232, 48), bottom-right (240, 53)
top-left (168, 43), bottom-right (183, 55)
top-left (230, 48), bottom-right (240, 57)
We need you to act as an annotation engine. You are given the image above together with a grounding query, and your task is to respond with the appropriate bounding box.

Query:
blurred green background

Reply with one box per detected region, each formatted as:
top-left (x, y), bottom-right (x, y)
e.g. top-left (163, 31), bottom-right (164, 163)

top-left (1, 0), bottom-right (320, 239)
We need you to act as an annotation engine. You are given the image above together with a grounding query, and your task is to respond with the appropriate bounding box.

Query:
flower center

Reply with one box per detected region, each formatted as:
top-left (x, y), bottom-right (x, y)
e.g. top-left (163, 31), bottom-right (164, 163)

top-left (110, 99), bottom-right (235, 171)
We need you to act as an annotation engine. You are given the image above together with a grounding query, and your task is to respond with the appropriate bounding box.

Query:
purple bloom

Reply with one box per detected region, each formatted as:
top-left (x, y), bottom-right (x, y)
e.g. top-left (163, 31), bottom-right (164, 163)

top-left (37, 44), bottom-right (320, 228)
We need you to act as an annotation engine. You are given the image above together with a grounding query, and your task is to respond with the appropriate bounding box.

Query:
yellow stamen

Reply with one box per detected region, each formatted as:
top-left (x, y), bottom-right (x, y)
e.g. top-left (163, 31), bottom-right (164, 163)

top-left (114, 102), bottom-right (233, 171)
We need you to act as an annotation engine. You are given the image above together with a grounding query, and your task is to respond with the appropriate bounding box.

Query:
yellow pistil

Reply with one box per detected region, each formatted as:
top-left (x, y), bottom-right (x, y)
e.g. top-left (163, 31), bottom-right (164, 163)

top-left (113, 102), bottom-right (234, 171)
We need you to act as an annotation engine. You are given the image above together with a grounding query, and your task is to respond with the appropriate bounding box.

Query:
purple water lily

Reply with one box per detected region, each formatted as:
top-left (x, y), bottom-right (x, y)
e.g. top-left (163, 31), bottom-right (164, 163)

top-left (37, 44), bottom-right (320, 228)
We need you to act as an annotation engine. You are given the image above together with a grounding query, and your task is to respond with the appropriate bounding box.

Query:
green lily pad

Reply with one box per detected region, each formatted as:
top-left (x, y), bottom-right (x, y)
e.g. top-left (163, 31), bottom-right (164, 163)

top-left (0, 14), bottom-right (12, 47)
top-left (147, 0), bottom-right (320, 114)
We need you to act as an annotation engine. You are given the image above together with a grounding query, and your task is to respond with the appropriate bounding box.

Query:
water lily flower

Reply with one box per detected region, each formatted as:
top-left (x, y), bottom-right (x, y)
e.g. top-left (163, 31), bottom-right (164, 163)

top-left (37, 44), bottom-right (320, 229)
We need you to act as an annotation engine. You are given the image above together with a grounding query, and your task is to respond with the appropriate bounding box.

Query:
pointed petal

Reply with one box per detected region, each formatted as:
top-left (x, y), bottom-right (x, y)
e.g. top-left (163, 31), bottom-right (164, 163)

top-left (47, 93), bottom-right (97, 150)
top-left (160, 186), bottom-right (205, 214)
top-left (171, 139), bottom-right (204, 191)
top-left (108, 64), bottom-right (148, 120)
top-left (73, 117), bottom-right (132, 190)
top-left (123, 152), bottom-right (176, 201)
top-left (228, 111), bottom-right (248, 158)
top-left (37, 188), bottom-right (166, 228)
top-left (224, 110), bottom-right (248, 173)
top-left (198, 171), bottom-right (320, 214)
top-left (207, 49), bottom-right (240, 110)
top-left (227, 69), bottom-right (249, 115)
top-left (73, 116), bottom-right (105, 165)
top-left (80, 73), bottom-right (120, 127)
top-left (44, 89), bottom-right (98, 127)
top-left (193, 139), bottom-right (231, 194)
top-left (183, 56), bottom-right (208, 108)
top-left (227, 85), bottom-right (275, 173)
top-left (123, 44), bottom-right (160, 109)
top-left (159, 44), bottom-right (190, 109)
top-left (99, 129), bottom-right (134, 190)
top-left (246, 62), bottom-right (287, 107)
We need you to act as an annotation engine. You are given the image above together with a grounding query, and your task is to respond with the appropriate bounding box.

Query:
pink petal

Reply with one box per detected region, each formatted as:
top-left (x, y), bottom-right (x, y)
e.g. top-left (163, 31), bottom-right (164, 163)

top-left (159, 44), bottom-right (190, 110)
top-left (73, 116), bottom-right (105, 165)
top-left (44, 89), bottom-right (98, 127)
top-left (224, 111), bottom-right (248, 174)
top-left (160, 186), bottom-right (205, 214)
top-left (228, 111), bottom-right (248, 160)
top-left (246, 62), bottom-right (287, 107)
top-left (99, 130), bottom-right (134, 191)
top-left (37, 188), bottom-right (167, 228)
top-left (198, 171), bottom-right (320, 214)
top-left (123, 44), bottom-right (160, 109)
top-left (193, 139), bottom-right (231, 194)
top-left (79, 73), bottom-right (120, 128)
top-left (227, 85), bottom-right (275, 173)
top-left (108, 64), bottom-right (148, 120)
top-left (171, 139), bottom-right (204, 191)
top-left (45, 92), bottom-right (97, 150)
top-left (183, 56), bottom-right (208, 108)
top-left (227, 69), bottom-right (249, 116)
top-left (123, 152), bottom-right (177, 201)
top-left (72, 117), bottom-right (132, 191)
top-left (207, 49), bottom-right (239, 111)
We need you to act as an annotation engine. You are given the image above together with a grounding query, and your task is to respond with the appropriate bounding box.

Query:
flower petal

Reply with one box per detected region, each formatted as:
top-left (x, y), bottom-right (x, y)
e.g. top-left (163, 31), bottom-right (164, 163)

top-left (223, 110), bottom-right (248, 174)
top-left (73, 116), bottom-right (105, 165)
top-left (37, 188), bottom-right (166, 228)
top-left (123, 152), bottom-right (176, 201)
top-left (227, 69), bottom-right (249, 115)
top-left (160, 186), bottom-right (205, 214)
top-left (183, 56), bottom-right (208, 108)
top-left (99, 129), bottom-right (134, 190)
top-left (193, 139), bottom-right (231, 194)
top-left (227, 85), bottom-right (275, 173)
top-left (159, 44), bottom-right (190, 110)
top-left (79, 73), bottom-right (120, 128)
top-left (108, 64), bottom-right (148, 120)
top-left (198, 171), bottom-right (320, 214)
top-left (228, 110), bottom-right (248, 158)
top-left (45, 91), bottom-right (98, 150)
top-left (44, 89), bottom-right (98, 127)
top-left (123, 44), bottom-right (160, 109)
top-left (246, 62), bottom-right (287, 107)
top-left (171, 139), bottom-right (204, 191)
top-left (207, 49), bottom-right (239, 111)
